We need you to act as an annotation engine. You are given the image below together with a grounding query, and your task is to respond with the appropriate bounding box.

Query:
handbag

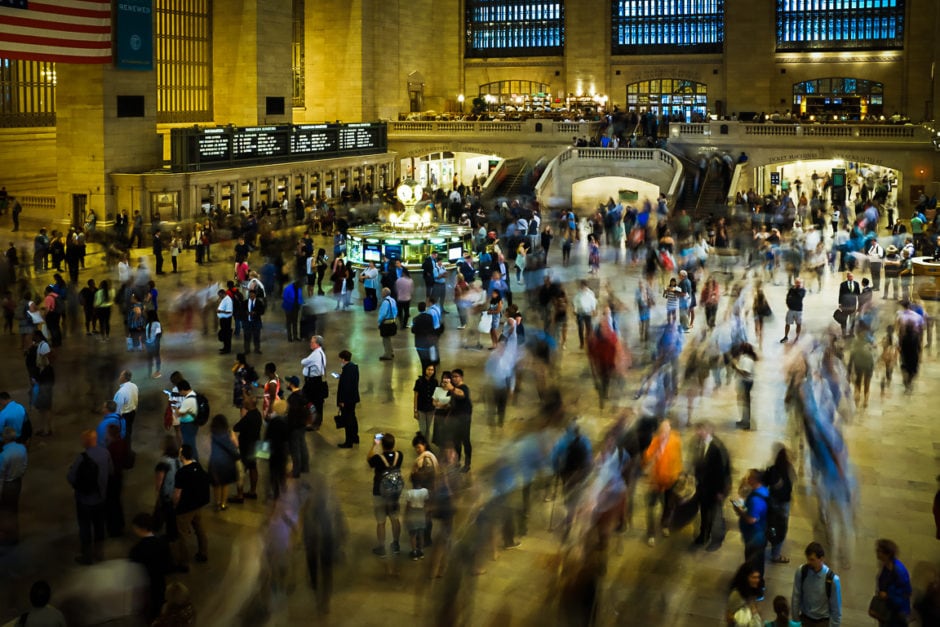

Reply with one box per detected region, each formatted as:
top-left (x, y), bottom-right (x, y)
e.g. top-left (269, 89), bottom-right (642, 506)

top-left (380, 318), bottom-right (398, 337)
top-left (868, 594), bottom-right (892, 621)
top-left (320, 379), bottom-right (329, 399)
top-left (254, 440), bottom-right (271, 460)
top-left (477, 312), bottom-right (491, 334)
top-left (333, 413), bottom-right (345, 429)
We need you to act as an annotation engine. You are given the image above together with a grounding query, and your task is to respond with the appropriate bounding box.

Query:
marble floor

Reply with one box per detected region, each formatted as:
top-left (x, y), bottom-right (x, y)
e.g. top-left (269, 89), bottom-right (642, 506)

top-left (1, 232), bottom-right (938, 626)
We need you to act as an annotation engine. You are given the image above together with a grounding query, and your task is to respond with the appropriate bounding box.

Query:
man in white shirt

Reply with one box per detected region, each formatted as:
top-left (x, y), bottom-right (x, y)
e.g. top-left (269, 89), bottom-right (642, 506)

top-left (217, 288), bottom-right (234, 354)
top-left (113, 369), bottom-right (140, 448)
top-left (301, 335), bottom-right (327, 430)
top-left (572, 280), bottom-right (597, 349)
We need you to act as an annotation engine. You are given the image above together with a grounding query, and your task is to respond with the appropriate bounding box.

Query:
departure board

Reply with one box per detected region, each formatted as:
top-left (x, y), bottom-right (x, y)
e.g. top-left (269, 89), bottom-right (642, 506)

top-left (171, 122), bottom-right (387, 171)
top-left (231, 126), bottom-right (290, 158)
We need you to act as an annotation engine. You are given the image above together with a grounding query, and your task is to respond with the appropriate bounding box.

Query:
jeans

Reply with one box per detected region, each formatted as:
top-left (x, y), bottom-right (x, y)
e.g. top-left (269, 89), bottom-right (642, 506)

top-left (576, 313), bottom-right (593, 347)
top-left (180, 422), bottom-right (199, 460)
top-left (739, 379), bottom-right (754, 426)
top-left (453, 417), bottom-right (472, 468)
top-left (416, 410), bottom-right (434, 439)
top-left (397, 300), bottom-right (411, 328)
top-left (645, 487), bottom-right (676, 538)
top-left (769, 500), bottom-right (791, 558)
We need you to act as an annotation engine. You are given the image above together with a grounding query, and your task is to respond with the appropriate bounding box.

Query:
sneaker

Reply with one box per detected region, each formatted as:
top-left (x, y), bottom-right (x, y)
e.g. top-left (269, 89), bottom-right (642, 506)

top-left (779, 337), bottom-right (788, 343)
top-left (410, 550), bottom-right (419, 561)
top-left (661, 528), bottom-right (670, 538)
top-left (390, 541), bottom-right (401, 554)
top-left (372, 546), bottom-right (386, 557)
top-left (418, 549), bottom-right (425, 559)
top-left (457, 325), bottom-right (466, 330)
top-left (647, 537), bottom-right (656, 547)
top-left (504, 541), bottom-right (522, 550)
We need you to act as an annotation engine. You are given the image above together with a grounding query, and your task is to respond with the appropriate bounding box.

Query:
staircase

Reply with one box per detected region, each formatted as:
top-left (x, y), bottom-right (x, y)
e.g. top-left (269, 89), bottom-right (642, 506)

top-left (494, 158), bottom-right (530, 199)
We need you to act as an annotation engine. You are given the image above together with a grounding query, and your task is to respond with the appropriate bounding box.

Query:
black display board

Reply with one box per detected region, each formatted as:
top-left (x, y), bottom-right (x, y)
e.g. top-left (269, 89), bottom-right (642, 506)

top-left (171, 122), bottom-right (387, 171)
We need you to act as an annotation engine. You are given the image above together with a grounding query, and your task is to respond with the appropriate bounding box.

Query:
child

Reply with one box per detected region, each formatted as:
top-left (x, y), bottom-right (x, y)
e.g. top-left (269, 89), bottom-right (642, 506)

top-left (404, 475), bottom-right (430, 560)
top-left (764, 595), bottom-right (800, 627)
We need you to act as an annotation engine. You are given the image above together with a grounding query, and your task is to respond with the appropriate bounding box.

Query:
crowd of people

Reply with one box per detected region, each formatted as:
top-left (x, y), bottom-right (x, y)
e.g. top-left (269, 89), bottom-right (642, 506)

top-left (1, 174), bottom-right (940, 626)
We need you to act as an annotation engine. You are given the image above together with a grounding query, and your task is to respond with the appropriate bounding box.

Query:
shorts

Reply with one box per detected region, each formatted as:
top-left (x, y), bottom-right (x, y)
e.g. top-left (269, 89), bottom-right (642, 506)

top-left (306, 273), bottom-right (317, 286)
top-left (785, 310), bottom-right (803, 325)
top-left (406, 510), bottom-right (427, 534)
top-left (373, 494), bottom-right (400, 522)
top-left (490, 313), bottom-right (501, 330)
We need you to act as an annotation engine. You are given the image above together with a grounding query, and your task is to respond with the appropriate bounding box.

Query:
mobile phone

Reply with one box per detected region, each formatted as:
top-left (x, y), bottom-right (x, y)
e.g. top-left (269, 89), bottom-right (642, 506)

top-left (331, 372), bottom-right (340, 379)
top-left (375, 434), bottom-right (383, 441)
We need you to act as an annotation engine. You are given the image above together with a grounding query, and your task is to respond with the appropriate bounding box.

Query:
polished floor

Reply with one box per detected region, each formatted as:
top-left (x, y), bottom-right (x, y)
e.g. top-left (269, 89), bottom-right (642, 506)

top-left (1, 228), bottom-right (938, 626)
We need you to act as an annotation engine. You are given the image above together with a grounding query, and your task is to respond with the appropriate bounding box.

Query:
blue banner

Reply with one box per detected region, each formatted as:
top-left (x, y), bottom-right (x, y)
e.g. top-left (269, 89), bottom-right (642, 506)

top-left (115, 0), bottom-right (153, 71)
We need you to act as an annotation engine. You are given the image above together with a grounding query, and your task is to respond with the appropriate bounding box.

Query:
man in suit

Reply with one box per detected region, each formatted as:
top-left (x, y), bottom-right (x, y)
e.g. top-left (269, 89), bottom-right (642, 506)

top-left (152, 231), bottom-right (165, 275)
top-left (336, 350), bottom-right (360, 449)
top-left (692, 422), bottom-right (731, 551)
top-left (837, 271), bottom-right (861, 337)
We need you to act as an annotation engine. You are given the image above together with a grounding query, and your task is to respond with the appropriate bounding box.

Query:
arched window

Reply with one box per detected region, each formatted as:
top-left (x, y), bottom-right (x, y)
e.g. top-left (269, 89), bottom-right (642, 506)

top-left (479, 80), bottom-right (551, 106)
top-left (776, 0), bottom-right (905, 51)
top-left (465, 1), bottom-right (564, 58)
top-left (626, 79), bottom-right (708, 122)
top-left (792, 77), bottom-right (884, 119)
top-left (612, 0), bottom-right (724, 55)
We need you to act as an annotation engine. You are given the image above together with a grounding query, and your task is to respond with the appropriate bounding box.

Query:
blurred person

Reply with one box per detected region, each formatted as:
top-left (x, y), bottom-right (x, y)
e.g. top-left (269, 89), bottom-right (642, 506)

top-left (151, 582), bottom-right (196, 627)
top-left (281, 278), bottom-right (304, 342)
top-left (731, 343), bottom-right (759, 430)
top-left (642, 418), bottom-right (681, 546)
top-left (0, 426), bottom-right (27, 545)
top-left (692, 421), bottom-right (731, 551)
top-left (587, 307), bottom-right (629, 408)
top-left (395, 266), bottom-right (414, 329)
top-left (404, 474), bottom-right (430, 560)
top-left (301, 334), bottom-right (327, 430)
top-left (302, 472), bottom-right (348, 615)
top-left (732, 469), bottom-right (770, 595)
top-left (11, 580), bottom-right (66, 627)
top-left (231, 352), bottom-right (257, 408)
top-left (752, 284), bottom-right (772, 346)
top-left (263, 398), bottom-right (290, 500)
top-left (207, 414), bottom-right (240, 510)
top-left (879, 326), bottom-right (899, 398)
top-left (233, 394), bottom-right (262, 499)
top-left (574, 280), bottom-right (597, 349)
top-left (791, 541), bottom-right (842, 627)
top-left (128, 512), bottom-right (171, 622)
top-left (780, 278), bottom-right (805, 343)
top-left (765, 445), bottom-right (796, 564)
top-left (104, 423), bottom-right (129, 537)
top-left (377, 287), bottom-right (398, 360)
top-left (67, 429), bottom-right (112, 564)
top-left (171, 443), bottom-right (210, 570)
top-left (871, 539), bottom-right (912, 626)
top-left (701, 275), bottom-right (720, 329)
top-left (896, 299), bottom-right (924, 393)
top-left (144, 310), bottom-right (163, 378)
top-left (847, 334), bottom-right (875, 408)
top-left (153, 435), bottom-right (181, 551)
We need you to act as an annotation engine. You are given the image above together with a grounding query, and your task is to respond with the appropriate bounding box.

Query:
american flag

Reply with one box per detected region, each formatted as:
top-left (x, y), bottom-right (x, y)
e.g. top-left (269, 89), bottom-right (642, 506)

top-left (0, 0), bottom-right (112, 64)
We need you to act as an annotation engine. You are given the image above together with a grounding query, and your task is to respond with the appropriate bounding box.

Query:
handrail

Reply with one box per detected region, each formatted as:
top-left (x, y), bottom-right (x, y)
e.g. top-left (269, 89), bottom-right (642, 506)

top-left (726, 162), bottom-right (748, 206)
top-left (535, 147), bottom-right (683, 210)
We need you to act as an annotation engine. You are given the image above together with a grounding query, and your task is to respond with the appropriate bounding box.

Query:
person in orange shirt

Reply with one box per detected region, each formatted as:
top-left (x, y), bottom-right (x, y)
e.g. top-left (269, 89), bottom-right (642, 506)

top-left (643, 418), bottom-right (682, 546)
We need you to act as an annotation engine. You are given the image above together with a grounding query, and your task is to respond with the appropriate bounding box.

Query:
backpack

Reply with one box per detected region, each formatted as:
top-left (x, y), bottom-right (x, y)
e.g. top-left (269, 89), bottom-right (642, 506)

top-left (379, 452), bottom-right (404, 501)
top-left (660, 250), bottom-right (675, 272)
top-left (75, 452), bottom-right (100, 496)
top-left (457, 260), bottom-right (476, 283)
top-left (194, 392), bottom-right (211, 426)
top-left (800, 564), bottom-right (836, 599)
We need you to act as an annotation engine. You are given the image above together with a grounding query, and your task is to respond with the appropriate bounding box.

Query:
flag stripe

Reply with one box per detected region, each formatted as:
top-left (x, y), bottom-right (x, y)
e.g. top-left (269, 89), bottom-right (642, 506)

top-left (0, 31), bottom-right (109, 49)
top-left (28, 2), bottom-right (111, 20)
top-left (0, 0), bottom-right (111, 64)
top-left (0, 48), bottom-right (110, 63)
top-left (0, 15), bottom-right (111, 33)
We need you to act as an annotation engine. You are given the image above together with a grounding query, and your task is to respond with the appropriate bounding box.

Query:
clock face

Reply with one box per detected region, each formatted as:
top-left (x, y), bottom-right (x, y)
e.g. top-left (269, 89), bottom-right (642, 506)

top-left (397, 185), bottom-right (413, 203)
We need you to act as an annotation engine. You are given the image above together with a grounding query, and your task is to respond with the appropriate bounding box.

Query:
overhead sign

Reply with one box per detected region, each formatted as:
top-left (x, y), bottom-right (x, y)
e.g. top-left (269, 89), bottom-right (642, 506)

top-left (115, 0), bottom-right (153, 70)
top-left (170, 122), bottom-right (388, 172)
top-left (770, 172), bottom-right (780, 186)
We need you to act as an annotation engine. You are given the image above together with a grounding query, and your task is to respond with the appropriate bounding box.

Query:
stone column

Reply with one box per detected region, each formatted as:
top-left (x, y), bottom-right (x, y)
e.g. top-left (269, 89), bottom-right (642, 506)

top-left (56, 65), bottom-right (161, 227)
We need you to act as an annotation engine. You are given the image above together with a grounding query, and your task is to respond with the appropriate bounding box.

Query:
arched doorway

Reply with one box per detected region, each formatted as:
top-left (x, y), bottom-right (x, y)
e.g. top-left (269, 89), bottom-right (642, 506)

top-left (625, 79), bottom-right (707, 121)
top-left (792, 77), bottom-right (884, 120)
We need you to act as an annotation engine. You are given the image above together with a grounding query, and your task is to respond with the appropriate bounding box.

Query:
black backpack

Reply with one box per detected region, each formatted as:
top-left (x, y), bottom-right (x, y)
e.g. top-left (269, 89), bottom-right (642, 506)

top-left (75, 453), bottom-right (100, 496)
top-left (379, 452), bottom-right (404, 501)
top-left (194, 392), bottom-right (211, 426)
top-left (559, 434), bottom-right (589, 478)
